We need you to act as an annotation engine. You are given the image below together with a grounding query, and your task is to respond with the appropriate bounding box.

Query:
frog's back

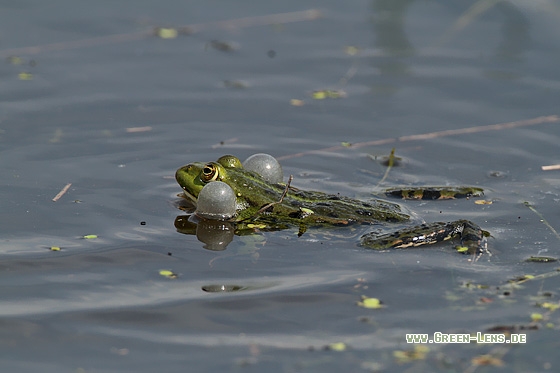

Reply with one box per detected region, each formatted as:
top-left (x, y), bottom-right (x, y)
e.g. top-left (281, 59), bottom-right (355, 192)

top-left (284, 189), bottom-right (410, 224)
top-left (221, 160), bottom-right (409, 225)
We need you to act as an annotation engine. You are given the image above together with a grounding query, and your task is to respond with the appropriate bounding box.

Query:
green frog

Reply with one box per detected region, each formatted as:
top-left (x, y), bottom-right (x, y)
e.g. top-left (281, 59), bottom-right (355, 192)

top-left (175, 155), bottom-right (486, 254)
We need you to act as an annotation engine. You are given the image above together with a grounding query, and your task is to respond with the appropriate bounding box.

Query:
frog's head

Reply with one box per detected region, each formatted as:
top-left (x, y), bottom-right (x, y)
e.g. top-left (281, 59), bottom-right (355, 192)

top-left (175, 161), bottom-right (225, 203)
top-left (175, 155), bottom-right (242, 203)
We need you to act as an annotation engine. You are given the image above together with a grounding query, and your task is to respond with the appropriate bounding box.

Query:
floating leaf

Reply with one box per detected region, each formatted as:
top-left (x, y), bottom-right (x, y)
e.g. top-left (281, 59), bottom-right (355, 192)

top-left (471, 354), bottom-right (504, 367)
top-left (156, 28), bottom-right (178, 39)
top-left (530, 313), bottom-right (543, 322)
top-left (50, 246), bottom-right (61, 251)
top-left (312, 89), bottom-right (347, 100)
top-left (475, 200), bottom-right (493, 205)
top-left (7, 56), bottom-right (24, 65)
top-left (326, 342), bottom-right (346, 351)
top-left (290, 99), bottom-right (305, 106)
top-left (159, 270), bottom-right (178, 279)
top-left (357, 296), bottom-right (383, 309)
top-left (461, 281), bottom-right (489, 289)
top-left (18, 72), bottom-right (33, 80)
top-left (345, 46), bottom-right (359, 56)
top-left (539, 302), bottom-right (560, 311)
top-left (509, 274), bottom-right (535, 284)
top-left (312, 90), bottom-right (327, 100)
top-left (82, 234), bottom-right (98, 239)
top-left (455, 246), bottom-right (469, 253)
top-left (393, 345), bottom-right (429, 363)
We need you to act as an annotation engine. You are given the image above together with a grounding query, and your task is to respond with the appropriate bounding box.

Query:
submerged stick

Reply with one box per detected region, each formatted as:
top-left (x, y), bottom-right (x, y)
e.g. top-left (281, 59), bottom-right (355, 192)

top-left (0, 9), bottom-right (321, 58)
top-left (430, 0), bottom-right (502, 50)
top-left (277, 115), bottom-right (560, 160)
top-left (524, 201), bottom-right (560, 242)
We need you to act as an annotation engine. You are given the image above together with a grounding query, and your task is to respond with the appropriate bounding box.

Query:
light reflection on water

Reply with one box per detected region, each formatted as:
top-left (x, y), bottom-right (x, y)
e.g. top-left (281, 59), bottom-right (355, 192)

top-left (0, 246), bottom-right (363, 318)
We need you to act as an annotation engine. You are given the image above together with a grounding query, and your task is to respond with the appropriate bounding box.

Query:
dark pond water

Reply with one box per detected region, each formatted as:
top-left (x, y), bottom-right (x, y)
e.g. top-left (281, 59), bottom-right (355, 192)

top-left (1, 0), bottom-right (560, 371)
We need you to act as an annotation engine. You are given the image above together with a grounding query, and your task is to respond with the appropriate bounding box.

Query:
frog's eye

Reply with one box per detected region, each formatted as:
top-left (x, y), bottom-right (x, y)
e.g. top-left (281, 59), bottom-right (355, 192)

top-left (201, 163), bottom-right (219, 182)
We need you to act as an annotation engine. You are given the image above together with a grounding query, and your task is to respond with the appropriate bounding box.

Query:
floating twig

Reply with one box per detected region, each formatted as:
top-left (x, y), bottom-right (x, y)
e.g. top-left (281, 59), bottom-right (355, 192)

top-left (375, 147), bottom-right (396, 187)
top-left (542, 164), bottom-right (560, 171)
top-left (236, 175), bottom-right (294, 222)
top-left (126, 126), bottom-right (152, 133)
top-left (254, 175), bottom-right (293, 216)
top-left (52, 183), bottom-right (72, 202)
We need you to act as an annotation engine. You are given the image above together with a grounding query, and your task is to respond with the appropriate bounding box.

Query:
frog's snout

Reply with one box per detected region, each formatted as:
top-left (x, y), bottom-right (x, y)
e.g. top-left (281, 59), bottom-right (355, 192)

top-left (175, 164), bottom-right (191, 183)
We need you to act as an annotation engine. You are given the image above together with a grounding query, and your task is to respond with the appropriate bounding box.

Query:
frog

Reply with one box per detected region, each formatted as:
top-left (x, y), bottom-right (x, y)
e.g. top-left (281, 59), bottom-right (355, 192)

top-left (175, 155), bottom-right (486, 254)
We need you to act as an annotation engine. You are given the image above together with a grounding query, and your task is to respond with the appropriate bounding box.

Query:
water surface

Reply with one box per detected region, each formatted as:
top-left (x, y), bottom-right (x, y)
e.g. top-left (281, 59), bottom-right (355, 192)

top-left (1, 0), bottom-right (560, 371)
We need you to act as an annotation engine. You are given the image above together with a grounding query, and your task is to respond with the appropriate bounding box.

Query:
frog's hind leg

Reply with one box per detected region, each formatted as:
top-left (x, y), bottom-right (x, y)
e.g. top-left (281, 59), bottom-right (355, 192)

top-left (360, 220), bottom-right (485, 254)
top-left (383, 186), bottom-right (484, 200)
top-left (456, 220), bottom-right (487, 255)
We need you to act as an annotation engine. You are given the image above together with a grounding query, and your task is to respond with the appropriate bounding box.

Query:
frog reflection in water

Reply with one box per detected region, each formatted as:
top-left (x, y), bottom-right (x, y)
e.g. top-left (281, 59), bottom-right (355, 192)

top-left (175, 155), bottom-right (486, 254)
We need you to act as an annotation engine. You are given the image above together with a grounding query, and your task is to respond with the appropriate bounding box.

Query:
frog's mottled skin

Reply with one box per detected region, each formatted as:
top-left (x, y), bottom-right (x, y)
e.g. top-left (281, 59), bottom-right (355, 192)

top-left (175, 155), bottom-right (485, 253)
